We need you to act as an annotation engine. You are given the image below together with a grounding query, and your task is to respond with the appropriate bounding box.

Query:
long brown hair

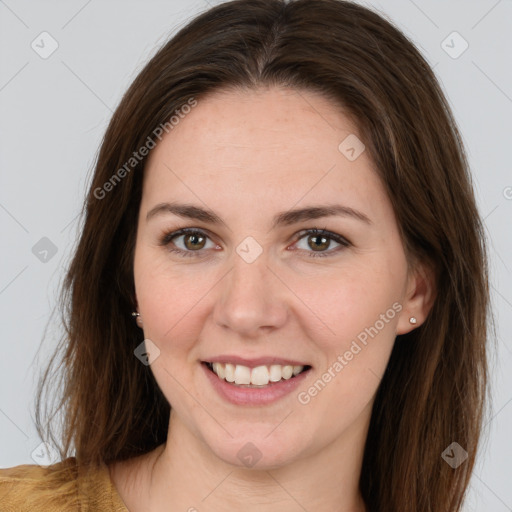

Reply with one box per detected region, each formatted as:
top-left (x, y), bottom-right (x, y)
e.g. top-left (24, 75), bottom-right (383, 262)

top-left (36, 1), bottom-right (490, 510)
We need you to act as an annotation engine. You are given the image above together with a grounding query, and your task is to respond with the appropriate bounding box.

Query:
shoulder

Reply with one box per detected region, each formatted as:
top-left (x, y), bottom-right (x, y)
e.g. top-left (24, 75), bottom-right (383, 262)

top-left (0, 457), bottom-right (126, 511)
top-left (0, 457), bottom-right (77, 511)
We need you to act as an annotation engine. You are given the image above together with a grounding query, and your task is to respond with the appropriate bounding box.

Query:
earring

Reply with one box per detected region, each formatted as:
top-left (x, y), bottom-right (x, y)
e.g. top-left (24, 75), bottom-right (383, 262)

top-left (132, 311), bottom-right (143, 327)
top-left (409, 317), bottom-right (417, 325)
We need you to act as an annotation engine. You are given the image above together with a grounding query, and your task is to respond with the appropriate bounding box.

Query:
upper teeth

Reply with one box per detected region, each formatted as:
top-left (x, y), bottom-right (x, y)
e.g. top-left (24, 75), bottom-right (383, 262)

top-left (211, 363), bottom-right (304, 386)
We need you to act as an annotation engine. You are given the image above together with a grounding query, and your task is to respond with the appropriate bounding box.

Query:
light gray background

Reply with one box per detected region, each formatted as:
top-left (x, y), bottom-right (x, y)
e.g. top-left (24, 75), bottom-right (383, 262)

top-left (0, 0), bottom-right (511, 510)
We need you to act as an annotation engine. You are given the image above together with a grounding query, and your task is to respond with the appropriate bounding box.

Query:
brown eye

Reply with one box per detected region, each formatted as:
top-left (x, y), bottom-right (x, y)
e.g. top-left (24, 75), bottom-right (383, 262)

top-left (307, 234), bottom-right (330, 252)
top-left (183, 232), bottom-right (206, 250)
top-left (293, 228), bottom-right (351, 258)
top-left (160, 228), bottom-right (217, 258)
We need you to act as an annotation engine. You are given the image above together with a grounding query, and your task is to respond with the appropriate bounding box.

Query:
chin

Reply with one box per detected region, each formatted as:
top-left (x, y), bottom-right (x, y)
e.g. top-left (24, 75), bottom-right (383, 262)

top-left (201, 425), bottom-right (309, 471)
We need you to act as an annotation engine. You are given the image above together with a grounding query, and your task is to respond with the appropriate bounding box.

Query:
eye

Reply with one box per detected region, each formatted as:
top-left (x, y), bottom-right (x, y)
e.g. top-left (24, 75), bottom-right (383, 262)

top-left (292, 228), bottom-right (351, 258)
top-left (160, 228), bottom-right (218, 257)
top-left (159, 227), bottom-right (351, 259)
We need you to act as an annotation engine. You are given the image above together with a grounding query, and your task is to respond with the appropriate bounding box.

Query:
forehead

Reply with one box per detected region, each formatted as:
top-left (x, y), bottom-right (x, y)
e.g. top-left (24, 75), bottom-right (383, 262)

top-left (141, 86), bottom-right (389, 226)
top-left (153, 86), bottom-right (361, 156)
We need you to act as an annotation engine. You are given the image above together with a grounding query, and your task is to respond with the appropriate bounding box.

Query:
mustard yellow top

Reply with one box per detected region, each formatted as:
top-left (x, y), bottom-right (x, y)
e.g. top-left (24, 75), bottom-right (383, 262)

top-left (0, 457), bottom-right (128, 511)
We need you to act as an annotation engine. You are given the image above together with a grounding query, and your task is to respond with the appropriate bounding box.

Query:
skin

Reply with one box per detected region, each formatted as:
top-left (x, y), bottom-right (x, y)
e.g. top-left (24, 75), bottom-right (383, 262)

top-left (109, 86), bottom-right (435, 512)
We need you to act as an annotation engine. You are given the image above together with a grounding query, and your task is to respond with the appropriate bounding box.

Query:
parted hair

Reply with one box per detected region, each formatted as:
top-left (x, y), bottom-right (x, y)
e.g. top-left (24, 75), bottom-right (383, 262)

top-left (36, 1), bottom-right (490, 511)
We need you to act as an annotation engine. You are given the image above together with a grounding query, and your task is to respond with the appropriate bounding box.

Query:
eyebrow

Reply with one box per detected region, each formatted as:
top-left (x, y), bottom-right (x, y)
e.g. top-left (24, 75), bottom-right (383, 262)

top-left (146, 202), bottom-right (372, 227)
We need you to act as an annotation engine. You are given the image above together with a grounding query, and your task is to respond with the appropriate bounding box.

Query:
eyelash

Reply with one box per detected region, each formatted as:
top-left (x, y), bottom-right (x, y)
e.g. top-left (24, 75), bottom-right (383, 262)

top-left (159, 227), bottom-right (351, 259)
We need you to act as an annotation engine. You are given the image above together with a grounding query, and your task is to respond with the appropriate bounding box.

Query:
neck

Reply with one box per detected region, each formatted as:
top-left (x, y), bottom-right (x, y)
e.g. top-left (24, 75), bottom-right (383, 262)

top-left (124, 408), bottom-right (370, 512)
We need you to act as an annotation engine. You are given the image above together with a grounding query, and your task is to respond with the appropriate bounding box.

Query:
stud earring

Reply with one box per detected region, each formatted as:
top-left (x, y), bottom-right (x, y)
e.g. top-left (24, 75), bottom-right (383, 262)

top-left (131, 311), bottom-right (143, 327)
top-left (409, 317), bottom-right (417, 325)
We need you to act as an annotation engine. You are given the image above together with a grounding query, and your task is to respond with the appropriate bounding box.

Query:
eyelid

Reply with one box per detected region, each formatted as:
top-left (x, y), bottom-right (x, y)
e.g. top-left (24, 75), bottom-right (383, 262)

top-left (293, 228), bottom-right (351, 247)
top-left (159, 227), bottom-right (220, 258)
top-left (291, 228), bottom-right (351, 258)
top-left (159, 227), bottom-right (217, 247)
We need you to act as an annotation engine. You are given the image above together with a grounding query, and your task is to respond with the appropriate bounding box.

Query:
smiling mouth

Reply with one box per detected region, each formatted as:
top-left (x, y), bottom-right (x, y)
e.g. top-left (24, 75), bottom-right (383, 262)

top-left (202, 361), bottom-right (312, 387)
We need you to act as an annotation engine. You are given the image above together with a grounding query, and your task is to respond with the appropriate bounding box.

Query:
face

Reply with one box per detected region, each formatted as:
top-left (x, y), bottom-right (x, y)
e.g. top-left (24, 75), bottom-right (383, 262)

top-left (133, 86), bottom-right (425, 469)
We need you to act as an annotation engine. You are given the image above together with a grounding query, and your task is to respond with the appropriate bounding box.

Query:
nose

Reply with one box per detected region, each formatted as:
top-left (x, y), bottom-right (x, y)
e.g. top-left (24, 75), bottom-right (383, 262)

top-left (212, 252), bottom-right (289, 339)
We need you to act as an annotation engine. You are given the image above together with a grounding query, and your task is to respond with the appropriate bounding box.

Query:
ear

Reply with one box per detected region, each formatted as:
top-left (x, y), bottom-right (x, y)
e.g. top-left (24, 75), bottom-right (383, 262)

top-left (131, 289), bottom-right (139, 312)
top-left (396, 261), bottom-right (436, 335)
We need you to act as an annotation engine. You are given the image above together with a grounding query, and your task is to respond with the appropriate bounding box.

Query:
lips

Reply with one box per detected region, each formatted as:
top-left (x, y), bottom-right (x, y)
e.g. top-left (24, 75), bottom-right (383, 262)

top-left (201, 359), bottom-right (312, 406)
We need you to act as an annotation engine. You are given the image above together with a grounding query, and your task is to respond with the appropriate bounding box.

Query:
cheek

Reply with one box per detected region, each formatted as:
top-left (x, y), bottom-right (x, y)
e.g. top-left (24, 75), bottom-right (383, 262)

top-left (290, 254), bottom-right (405, 404)
top-left (290, 255), bottom-right (405, 345)
top-left (133, 252), bottom-right (216, 408)
top-left (133, 248), bottom-right (218, 352)
top-left (139, 292), bottom-right (203, 346)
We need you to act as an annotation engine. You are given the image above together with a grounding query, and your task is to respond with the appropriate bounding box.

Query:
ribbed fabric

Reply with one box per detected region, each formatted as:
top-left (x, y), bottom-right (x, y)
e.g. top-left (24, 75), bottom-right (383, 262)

top-left (0, 457), bottom-right (128, 511)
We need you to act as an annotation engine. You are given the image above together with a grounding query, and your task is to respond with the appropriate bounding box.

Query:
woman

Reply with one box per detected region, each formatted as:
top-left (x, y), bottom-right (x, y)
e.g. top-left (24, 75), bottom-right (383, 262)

top-left (0, 0), bottom-right (489, 510)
